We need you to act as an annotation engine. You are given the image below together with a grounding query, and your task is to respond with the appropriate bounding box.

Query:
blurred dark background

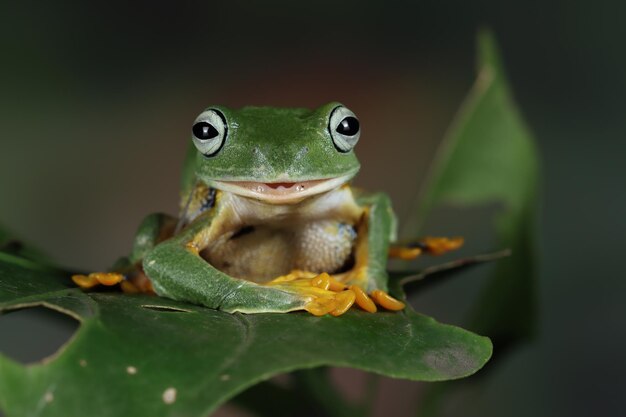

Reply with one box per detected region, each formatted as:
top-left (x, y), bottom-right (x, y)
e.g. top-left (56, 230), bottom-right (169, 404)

top-left (1, 1), bottom-right (625, 416)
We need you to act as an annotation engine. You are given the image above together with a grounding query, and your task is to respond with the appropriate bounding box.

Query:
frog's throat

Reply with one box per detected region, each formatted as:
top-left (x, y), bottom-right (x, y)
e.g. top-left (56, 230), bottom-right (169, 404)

top-left (208, 173), bottom-right (354, 204)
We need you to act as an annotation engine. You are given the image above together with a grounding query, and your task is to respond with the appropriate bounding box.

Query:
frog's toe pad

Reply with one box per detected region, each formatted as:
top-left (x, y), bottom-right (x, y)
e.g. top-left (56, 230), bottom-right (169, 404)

top-left (330, 290), bottom-right (356, 316)
top-left (370, 290), bottom-right (405, 311)
top-left (72, 272), bottom-right (124, 289)
top-left (349, 286), bottom-right (405, 312)
top-left (350, 285), bottom-right (377, 313)
top-left (72, 274), bottom-right (99, 289)
top-left (388, 247), bottom-right (424, 260)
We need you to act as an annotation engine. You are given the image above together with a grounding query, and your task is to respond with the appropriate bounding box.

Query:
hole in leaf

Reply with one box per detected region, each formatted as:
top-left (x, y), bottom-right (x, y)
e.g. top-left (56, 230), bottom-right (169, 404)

top-left (0, 306), bottom-right (80, 364)
top-left (141, 305), bottom-right (191, 313)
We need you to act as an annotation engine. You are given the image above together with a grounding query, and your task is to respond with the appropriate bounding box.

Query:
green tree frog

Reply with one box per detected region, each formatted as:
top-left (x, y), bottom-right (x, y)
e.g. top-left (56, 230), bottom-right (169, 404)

top-left (73, 103), bottom-right (462, 316)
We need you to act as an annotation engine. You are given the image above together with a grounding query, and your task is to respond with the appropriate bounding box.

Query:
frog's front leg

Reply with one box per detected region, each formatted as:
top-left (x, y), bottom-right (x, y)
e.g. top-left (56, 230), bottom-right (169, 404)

top-left (143, 214), bottom-right (354, 315)
top-left (332, 192), bottom-right (406, 313)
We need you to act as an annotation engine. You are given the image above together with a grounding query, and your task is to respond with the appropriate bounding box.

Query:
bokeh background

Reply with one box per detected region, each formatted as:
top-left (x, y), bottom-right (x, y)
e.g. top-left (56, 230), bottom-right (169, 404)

top-left (1, 1), bottom-right (625, 416)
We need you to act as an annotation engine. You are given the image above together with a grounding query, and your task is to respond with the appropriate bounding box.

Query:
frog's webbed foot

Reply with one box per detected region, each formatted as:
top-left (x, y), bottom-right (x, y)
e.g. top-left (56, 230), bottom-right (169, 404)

top-left (72, 271), bottom-right (154, 294)
top-left (265, 271), bottom-right (355, 316)
top-left (72, 272), bottom-right (125, 289)
top-left (389, 236), bottom-right (464, 260)
top-left (266, 271), bottom-right (405, 316)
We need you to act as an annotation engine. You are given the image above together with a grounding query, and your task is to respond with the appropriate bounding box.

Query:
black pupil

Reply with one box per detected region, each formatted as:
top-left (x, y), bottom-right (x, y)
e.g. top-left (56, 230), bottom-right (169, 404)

top-left (336, 117), bottom-right (359, 136)
top-left (193, 122), bottom-right (219, 140)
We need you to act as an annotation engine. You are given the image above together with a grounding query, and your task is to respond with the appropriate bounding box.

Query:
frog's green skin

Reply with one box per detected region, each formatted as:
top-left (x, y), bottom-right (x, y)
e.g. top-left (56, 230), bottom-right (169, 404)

top-left (129, 102), bottom-right (399, 315)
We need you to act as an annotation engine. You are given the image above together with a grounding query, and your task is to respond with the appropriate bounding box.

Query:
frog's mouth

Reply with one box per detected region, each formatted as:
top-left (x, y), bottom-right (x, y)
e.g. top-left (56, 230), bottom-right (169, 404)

top-left (211, 174), bottom-right (353, 204)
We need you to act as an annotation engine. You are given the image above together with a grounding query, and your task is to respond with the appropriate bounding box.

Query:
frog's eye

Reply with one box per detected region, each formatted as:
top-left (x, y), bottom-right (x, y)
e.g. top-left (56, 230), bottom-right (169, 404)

top-left (191, 109), bottom-right (227, 157)
top-left (329, 106), bottom-right (360, 153)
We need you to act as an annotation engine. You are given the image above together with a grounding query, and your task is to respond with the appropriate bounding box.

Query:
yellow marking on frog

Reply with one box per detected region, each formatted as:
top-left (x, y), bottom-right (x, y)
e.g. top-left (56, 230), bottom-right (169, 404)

top-left (71, 272), bottom-right (124, 288)
top-left (191, 183), bottom-right (211, 207)
top-left (180, 182), bottom-right (217, 216)
top-left (185, 241), bottom-right (200, 256)
top-left (184, 191), bottom-right (225, 256)
top-left (350, 285), bottom-right (377, 313)
top-left (371, 290), bottom-right (405, 311)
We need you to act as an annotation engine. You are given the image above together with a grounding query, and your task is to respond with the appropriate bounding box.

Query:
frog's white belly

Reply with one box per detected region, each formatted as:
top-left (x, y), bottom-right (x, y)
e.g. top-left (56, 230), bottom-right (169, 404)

top-left (200, 187), bottom-right (363, 283)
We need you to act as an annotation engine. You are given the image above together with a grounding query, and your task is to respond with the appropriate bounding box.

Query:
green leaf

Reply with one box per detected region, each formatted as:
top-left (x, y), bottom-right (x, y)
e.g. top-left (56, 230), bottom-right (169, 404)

top-left (407, 31), bottom-right (539, 415)
top-left (410, 29), bottom-right (538, 346)
top-left (0, 258), bottom-right (491, 417)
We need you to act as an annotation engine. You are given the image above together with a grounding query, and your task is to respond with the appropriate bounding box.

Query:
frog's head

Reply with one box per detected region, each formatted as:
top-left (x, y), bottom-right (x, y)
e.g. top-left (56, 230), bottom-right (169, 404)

top-left (189, 102), bottom-right (361, 204)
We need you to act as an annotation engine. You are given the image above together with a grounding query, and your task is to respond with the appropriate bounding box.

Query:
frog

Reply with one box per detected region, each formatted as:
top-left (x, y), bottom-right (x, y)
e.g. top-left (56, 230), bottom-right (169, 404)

top-left (72, 102), bottom-right (462, 316)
